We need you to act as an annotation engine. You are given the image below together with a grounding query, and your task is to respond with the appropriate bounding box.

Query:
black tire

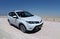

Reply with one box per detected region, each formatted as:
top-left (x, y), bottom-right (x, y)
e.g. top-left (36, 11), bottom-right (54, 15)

top-left (19, 24), bottom-right (27, 33)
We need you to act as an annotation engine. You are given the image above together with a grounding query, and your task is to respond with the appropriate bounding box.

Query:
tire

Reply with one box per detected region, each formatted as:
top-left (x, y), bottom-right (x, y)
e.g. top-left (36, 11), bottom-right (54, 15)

top-left (19, 24), bottom-right (27, 33)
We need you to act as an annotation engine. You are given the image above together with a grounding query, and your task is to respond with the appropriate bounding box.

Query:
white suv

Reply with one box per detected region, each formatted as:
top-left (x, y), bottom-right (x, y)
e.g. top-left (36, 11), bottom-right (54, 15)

top-left (8, 10), bottom-right (43, 33)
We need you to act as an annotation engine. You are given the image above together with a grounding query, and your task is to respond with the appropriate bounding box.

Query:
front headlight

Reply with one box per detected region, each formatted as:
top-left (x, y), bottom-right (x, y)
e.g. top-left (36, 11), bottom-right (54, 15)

top-left (40, 20), bottom-right (42, 23)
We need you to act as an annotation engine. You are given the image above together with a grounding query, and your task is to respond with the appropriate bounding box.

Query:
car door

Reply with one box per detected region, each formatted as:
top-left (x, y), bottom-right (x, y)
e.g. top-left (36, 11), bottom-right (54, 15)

top-left (12, 12), bottom-right (18, 25)
top-left (8, 12), bottom-right (14, 24)
top-left (9, 12), bottom-right (17, 25)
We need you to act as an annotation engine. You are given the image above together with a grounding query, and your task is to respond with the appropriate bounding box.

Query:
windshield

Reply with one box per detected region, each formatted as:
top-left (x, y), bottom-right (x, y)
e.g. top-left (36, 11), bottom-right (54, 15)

top-left (16, 11), bottom-right (34, 17)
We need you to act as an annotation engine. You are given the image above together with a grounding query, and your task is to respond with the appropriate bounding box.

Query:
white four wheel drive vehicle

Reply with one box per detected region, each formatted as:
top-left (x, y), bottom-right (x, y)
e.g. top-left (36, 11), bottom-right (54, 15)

top-left (8, 10), bottom-right (43, 33)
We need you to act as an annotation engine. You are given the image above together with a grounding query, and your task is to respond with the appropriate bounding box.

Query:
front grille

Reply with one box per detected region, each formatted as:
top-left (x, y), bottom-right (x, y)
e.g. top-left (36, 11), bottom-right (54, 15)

top-left (34, 21), bottom-right (39, 23)
top-left (32, 23), bottom-right (43, 32)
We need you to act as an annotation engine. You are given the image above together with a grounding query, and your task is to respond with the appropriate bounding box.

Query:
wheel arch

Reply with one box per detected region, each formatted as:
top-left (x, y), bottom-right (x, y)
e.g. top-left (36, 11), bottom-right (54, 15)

top-left (19, 23), bottom-right (24, 26)
top-left (19, 23), bottom-right (26, 29)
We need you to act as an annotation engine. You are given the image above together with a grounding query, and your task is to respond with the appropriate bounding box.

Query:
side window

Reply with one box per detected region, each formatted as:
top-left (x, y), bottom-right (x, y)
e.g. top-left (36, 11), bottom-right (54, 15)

top-left (9, 12), bottom-right (16, 17)
top-left (16, 12), bottom-right (25, 17)
top-left (8, 12), bottom-right (12, 16)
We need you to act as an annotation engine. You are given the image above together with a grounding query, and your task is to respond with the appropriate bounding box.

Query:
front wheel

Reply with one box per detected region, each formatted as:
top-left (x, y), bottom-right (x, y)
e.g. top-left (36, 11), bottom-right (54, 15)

top-left (19, 24), bottom-right (27, 33)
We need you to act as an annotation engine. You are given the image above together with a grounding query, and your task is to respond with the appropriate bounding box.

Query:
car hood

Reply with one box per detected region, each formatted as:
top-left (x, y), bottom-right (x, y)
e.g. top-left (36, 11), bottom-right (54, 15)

top-left (19, 15), bottom-right (42, 21)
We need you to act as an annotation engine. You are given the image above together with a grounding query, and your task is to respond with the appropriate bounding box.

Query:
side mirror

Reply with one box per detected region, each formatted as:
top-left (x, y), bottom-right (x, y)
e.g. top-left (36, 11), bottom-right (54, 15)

top-left (13, 16), bottom-right (18, 19)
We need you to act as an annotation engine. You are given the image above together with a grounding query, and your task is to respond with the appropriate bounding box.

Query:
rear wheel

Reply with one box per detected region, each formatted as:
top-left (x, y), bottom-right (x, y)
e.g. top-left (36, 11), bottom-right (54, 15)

top-left (19, 24), bottom-right (27, 33)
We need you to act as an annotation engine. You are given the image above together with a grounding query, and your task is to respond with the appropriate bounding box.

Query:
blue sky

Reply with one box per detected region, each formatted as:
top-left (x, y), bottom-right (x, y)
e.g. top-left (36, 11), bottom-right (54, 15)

top-left (0, 0), bottom-right (60, 16)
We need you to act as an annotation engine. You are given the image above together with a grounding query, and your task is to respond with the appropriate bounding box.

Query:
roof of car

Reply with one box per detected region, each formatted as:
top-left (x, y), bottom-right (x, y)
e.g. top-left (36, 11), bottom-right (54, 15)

top-left (14, 10), bottom-right (25, 12)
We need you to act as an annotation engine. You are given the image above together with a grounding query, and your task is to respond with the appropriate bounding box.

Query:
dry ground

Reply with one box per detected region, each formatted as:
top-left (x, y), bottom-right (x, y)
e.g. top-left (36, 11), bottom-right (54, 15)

top-left (0, 17), bottom-right (60, 39)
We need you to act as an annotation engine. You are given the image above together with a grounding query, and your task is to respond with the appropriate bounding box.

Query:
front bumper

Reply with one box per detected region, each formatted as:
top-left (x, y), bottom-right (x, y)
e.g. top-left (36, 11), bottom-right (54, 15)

top-left (26, 22), bottom-right (43, 31)
top-left (32, 23), bottom-right (43, 32)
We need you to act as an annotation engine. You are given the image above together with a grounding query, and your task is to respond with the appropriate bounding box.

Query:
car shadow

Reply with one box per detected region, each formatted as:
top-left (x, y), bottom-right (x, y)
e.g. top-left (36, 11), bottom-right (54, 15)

top-left (10, 25), bottom-right (41, 34)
